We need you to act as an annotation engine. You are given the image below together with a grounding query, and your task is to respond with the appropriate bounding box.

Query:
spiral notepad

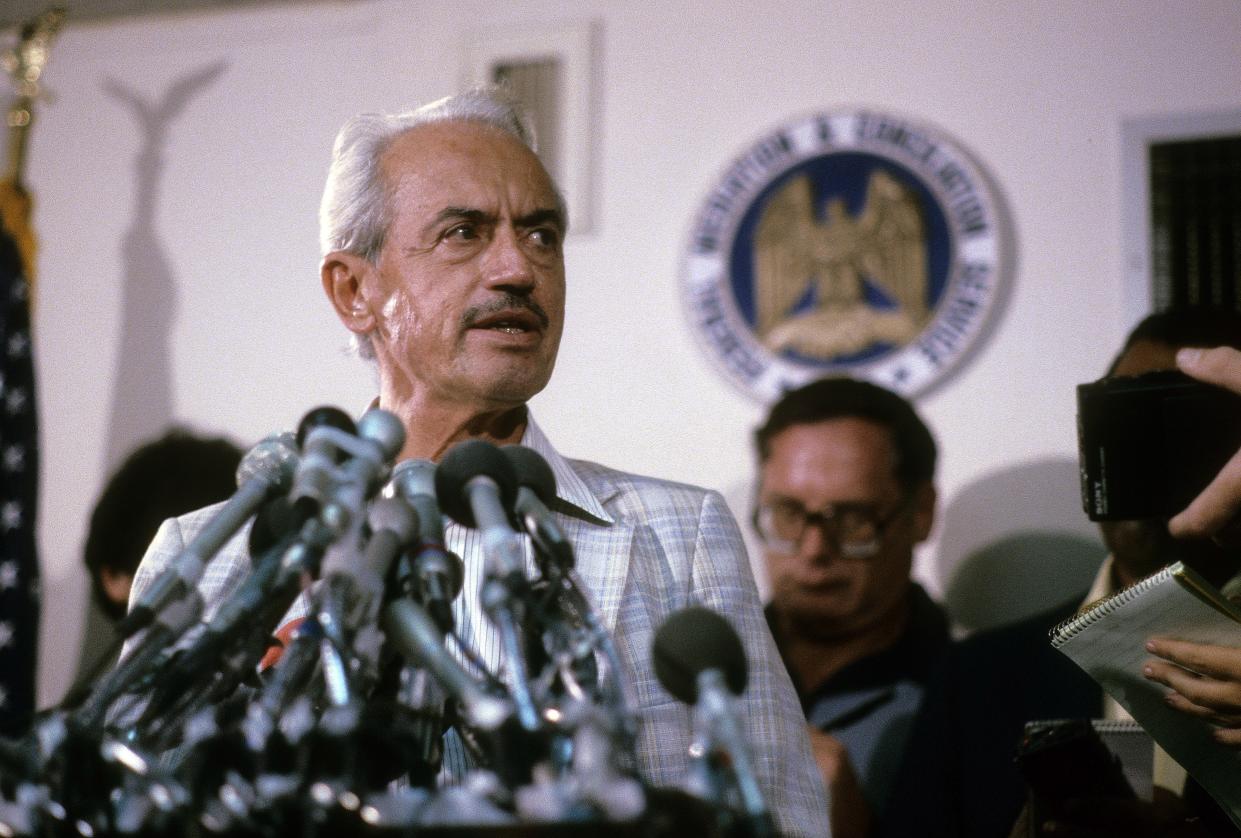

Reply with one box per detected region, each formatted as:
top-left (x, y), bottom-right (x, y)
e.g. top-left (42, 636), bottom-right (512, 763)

top-left (1052, 561), bottom-right (1241, 825)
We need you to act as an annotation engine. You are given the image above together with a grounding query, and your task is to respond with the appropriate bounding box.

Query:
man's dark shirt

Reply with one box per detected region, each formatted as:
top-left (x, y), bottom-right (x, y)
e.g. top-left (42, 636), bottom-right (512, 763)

top-left (879, 596), bottom-right (1101, 838)
top-left (766, 583), bottom-right (950, 816)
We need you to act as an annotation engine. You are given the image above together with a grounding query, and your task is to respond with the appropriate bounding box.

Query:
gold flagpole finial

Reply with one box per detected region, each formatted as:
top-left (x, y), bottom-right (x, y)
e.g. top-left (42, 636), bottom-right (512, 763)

top-left (1, 7), bottom-right (66, 301)
top-left (3, 7), bottom-right (66, 188)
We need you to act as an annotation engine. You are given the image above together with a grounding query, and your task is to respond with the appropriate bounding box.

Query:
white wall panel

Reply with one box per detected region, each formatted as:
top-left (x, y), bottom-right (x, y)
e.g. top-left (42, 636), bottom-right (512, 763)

top-left (26, 0), bottom-right (1241, 704)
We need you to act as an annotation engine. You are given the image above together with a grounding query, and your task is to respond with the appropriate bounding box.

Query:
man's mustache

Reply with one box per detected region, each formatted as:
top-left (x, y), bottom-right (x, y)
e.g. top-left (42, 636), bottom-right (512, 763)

top-left (462, 294), bottom-right (550, 329)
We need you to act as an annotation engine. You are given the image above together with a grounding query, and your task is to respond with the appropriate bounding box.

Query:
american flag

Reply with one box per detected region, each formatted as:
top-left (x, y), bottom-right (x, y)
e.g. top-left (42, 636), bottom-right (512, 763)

top-left (0, 215), bottom-right (39, 737)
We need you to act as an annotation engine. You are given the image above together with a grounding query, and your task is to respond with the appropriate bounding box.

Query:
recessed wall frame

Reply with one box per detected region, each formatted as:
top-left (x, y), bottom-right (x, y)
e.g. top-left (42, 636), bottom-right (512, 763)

top-left (465, 21), bottom-right (599, 235)
top-left (1121, 109), bottom-right (1241, 329)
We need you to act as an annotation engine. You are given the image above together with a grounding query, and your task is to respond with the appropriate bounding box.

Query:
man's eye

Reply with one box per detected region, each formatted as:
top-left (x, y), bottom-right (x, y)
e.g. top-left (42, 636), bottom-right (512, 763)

top-left (770, 501), bottom-right (805, 525)
top-left (528, 227), bottom-right (561, 249)
top-left (444, 224), bottom-right (478, 241)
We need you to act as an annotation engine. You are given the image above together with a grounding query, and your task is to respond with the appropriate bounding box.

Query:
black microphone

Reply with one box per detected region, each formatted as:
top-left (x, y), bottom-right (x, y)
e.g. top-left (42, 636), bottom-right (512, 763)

top-left (119, 432), bottom-right (299, 639)
top-left (434, 441), bottom-right (522, 578)
top-left (290, 406), bottom-right (357, 520)
top-left (435, 440), bottom-right (541, 732)
top-left (389, 459), bottom-right (463, 634)
top-left (78, 592), bottom-right (205, 728)
top-left (381, 598), bottom-right (511, 731)
top-left (297, 405), bottom-right (357, 443)
top-left (652, 607), bottom-right (773, 838)
top-left (137, 495), bottom-right (327, 728)
top-left (501, 445), bottom-right (574, 569)
top-left (294, 407), bottom-right (406, 526)
top-left (500, 445), bottom-right (638, 758)
top-left (311, 409), bottom-right (410, 610)
top-left (318, 494), bottom-right (419, 682)
top-left (343, 408), bottom-right (407, 499)
top-left (363, 495), bottom-right (419, 595)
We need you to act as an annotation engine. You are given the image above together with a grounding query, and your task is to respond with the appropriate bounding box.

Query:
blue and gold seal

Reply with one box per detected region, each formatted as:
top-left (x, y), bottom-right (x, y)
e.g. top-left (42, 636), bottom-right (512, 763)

top-left (682, 110), bottom-right (1004, 401)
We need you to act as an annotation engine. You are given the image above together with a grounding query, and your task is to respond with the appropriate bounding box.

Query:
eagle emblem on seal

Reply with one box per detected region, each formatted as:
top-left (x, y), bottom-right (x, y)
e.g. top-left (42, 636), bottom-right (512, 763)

top-left (753, 168), bottom-right (928, 359)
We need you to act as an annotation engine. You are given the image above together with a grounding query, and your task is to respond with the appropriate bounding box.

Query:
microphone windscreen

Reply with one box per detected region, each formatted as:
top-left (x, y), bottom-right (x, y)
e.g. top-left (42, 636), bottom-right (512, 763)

top-left (367, 496), bottom-right (418, 545)
top-left (356, 409), bottom-right (406, 464)
top-left (235, 431), bottom-right (299, 490)
top-left (502, 445), bottom-right (557, 503)
top-left (295, 406), bottom-right (356, 450)
top-left (439, 550), bottom-right (465, 601)
top-left (652, 606), bottom-right (748, 703)
top-left (434, 440), bottom-right (518, 527)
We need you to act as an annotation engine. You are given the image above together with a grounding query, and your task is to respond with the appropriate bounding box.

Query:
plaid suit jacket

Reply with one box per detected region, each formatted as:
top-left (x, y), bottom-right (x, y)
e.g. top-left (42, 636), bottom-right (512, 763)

top-left (127, 423), bottom-right (830, 837)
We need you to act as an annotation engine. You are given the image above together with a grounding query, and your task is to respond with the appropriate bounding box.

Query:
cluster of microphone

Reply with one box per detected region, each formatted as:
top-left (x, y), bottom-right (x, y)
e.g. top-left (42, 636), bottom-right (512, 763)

top-left (0, 406), bottom-right (775, 837)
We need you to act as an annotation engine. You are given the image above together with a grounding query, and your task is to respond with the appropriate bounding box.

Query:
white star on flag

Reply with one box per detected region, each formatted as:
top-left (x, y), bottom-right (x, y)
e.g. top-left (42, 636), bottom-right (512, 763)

top-left (6, 332), bottom-right (27, 358)
top-left (4, 387), bottom-right (24, 414)
top-left (0, 622), bottom-right (13, 650)
top-left (0, 686), bottom-right (7, 709)
top-left (1, 502), bottom-right (21, 531)
top-left (0, 561), bottom-right (17, 590)
top-left (3, 445), bottom-right (23, 472)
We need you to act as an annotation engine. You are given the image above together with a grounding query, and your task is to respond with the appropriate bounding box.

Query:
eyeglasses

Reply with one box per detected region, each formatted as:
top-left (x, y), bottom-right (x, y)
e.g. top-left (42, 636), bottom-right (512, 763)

top-left (752, 496), bottom-right (910, 559)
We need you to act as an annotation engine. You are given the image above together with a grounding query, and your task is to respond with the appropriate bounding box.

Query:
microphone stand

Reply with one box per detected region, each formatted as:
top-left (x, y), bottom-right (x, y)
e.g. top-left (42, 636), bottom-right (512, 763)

top-left (133, 518), bottom-right (333, 752)
top-left (685, 673), bottom-right (775, 838)
top-left (74, 592), bottom-right (204, 731)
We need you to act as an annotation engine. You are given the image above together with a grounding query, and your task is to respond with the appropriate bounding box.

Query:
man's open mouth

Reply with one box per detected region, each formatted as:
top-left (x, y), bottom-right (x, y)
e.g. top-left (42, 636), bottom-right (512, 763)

top-left (469, 310), bottom-right (544, 334)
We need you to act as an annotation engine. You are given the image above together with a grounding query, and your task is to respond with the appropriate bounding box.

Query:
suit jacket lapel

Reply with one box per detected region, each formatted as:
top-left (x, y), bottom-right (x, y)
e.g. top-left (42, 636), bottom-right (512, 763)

top-left (520, 418), bottom-right (633, 635)
top-left (558, 509), bottom-right (633, 635)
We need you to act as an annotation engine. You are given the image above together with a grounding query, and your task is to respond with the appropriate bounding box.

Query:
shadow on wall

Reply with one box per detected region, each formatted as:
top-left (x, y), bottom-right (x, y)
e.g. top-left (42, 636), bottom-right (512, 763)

top-left (935, 456), bottom-right (1106, 635)
top-left (100, 60), bottom-right (228, 470)
top-left (68, 63), bottom-right (231, 698)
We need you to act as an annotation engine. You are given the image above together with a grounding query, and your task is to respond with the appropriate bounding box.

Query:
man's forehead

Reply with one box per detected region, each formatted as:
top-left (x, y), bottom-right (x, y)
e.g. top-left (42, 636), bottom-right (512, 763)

top-left (382, 120), bottom-right (552, 190)
top-left (770, 417), bottom-right (897, 458)
top-left (761, 418), bottom-right (902, 487)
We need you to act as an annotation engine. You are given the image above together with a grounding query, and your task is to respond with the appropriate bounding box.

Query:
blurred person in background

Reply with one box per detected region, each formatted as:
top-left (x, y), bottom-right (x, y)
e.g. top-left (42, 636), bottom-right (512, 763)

top-left (74, 429), bottom-right (242, 681)
top-left (754, 376), bottom-right (947, 837)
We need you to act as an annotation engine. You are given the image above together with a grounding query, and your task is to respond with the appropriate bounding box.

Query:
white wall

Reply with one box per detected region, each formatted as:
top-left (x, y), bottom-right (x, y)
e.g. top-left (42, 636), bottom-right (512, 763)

top-left (28, 0), bottom-right (1241, 705)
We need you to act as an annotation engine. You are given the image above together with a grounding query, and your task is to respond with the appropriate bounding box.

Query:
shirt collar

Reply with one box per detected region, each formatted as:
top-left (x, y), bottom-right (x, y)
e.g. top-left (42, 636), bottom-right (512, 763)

top-left (1082, 554), bottom-right (1117, 608)
top-left (766, 582), bottom-right (950, 701)
top-left (520, 415), bottom-right (614, 525)
top-left (362, 400), bottom-right (615, 525)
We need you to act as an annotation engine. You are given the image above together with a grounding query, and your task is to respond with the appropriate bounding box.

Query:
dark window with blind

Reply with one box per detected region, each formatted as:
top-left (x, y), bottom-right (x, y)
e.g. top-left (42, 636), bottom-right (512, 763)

top-left (1149, 136), bottom-right (1241, 310)
top-left (491, 59), bottom-right (563, 191)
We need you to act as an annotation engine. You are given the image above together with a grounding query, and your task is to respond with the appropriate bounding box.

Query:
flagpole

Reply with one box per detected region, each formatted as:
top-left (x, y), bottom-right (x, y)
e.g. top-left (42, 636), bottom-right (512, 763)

top-left (1, 7), bottom-right (65, 300)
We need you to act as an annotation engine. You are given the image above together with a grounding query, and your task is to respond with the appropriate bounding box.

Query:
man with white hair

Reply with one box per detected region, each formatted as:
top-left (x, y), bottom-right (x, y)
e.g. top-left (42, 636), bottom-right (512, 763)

top-left (128, 89), bottom-right (829, 835)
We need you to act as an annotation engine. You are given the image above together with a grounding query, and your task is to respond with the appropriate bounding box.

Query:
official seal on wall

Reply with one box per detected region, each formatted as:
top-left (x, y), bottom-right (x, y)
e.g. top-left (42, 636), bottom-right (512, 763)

top-left (681, 110), bottom-right (1004, 402)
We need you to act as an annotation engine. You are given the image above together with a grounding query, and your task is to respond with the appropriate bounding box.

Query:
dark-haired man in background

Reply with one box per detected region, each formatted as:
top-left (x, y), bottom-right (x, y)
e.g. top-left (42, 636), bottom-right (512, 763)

top-left (85, 430), bottom-right (243, 623)
top-left (754, 377), bottom-right (950, 836)
top-left (74, 429), bottom-right (243, 685)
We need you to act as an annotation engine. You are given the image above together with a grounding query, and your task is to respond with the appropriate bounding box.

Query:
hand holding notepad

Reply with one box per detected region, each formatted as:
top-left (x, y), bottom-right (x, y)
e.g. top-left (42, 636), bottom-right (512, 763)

top-left (1145, 635), bottom-right (1241, 747)
top-left (1052, 561), bottom-right (1241, 826)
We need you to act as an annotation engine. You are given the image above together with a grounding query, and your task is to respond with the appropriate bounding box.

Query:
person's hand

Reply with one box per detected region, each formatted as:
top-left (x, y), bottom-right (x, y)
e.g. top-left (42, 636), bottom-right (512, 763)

top-left (1144, 636), bottom-right (1241, 747)
top-left (1168, 346), bottom-right (1241, 543)
top-left (806, 727), bottom-right (872, 838)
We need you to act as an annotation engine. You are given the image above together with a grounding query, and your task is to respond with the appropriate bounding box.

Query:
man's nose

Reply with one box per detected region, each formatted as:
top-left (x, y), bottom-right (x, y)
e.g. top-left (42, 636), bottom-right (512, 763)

top-left (798, 520), bottom-right (841, 562)
top-left (482, 227), bottom-right (536, 292)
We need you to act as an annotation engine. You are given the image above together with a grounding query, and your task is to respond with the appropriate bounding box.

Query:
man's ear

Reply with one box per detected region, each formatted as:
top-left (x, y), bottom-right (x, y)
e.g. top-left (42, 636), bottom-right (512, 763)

top-left (911, 482), bottom-right (937, 543)
top-left (321, 251), bottom-right (377, 335)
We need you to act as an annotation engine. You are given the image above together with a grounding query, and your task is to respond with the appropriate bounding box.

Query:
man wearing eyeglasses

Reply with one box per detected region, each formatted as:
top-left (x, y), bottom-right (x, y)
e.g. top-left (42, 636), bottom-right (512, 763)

top-left (754, 376), bottom-right (950, 837)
